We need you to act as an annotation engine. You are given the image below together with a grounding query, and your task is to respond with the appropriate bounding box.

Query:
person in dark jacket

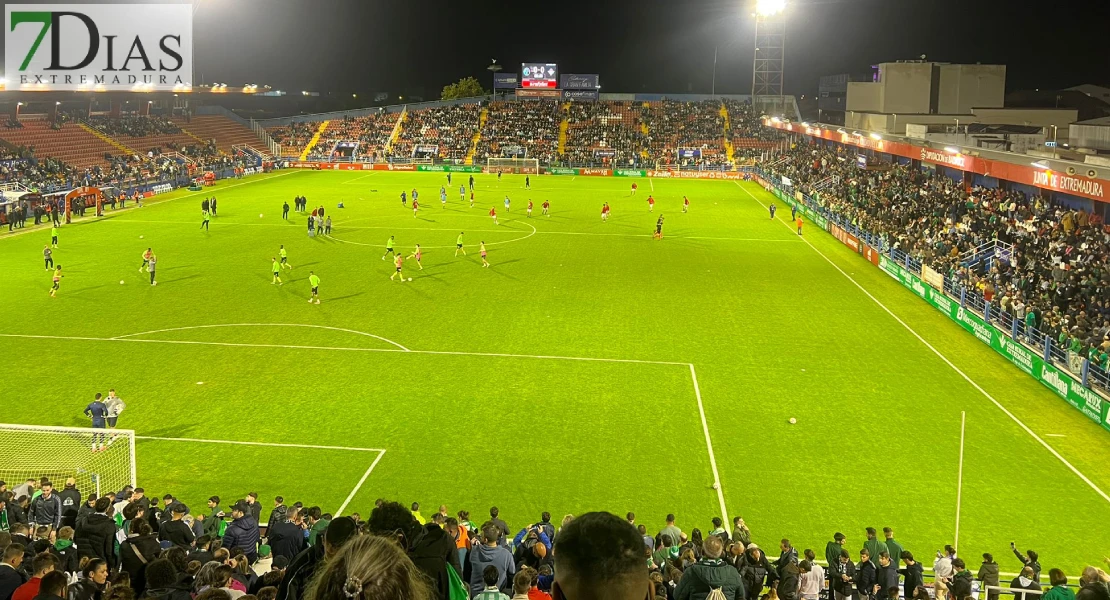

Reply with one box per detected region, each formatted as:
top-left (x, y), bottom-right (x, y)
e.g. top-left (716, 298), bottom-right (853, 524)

top-left (221, 502), bottom-right (259, 564)
top-left (244, 495), bottom-right (262, 525)
top-left (139, 559), bottom-right (192, 600)
top-left (875, 552), bottom-right (900, 600)
top-left (856, 549), bottom-right (876, 600)
top-left (1, 544), bottom-right (27, 600)
top-left (899, 552), bottom-right (924, 599)
top-left (1076, 568), bottom-right (1110, 600)
top-left (25, 483), bottom-right (61, 533)
top-left (50, 528), bottom-right (79, 574)
top-left (1010, 567), bottom-right (1042, 600)
top-left (979, 554), bottom-right (1001, 600)
top-left (778, 560), bottom-right (802, 600)
top-left (826, 534), bottom-right (847, 597)
top-left (120, 522), bottom-right (162, 595)
top-left (366, 502), bottom-right (458, 600)
top-left (777, 539), bottom-right (799, 580)
top-left (266, 509), bottom-right (304, 565)
top-left (1012, 544), bottom-right (1041, 583)
top-left (75, 497), bottom-right (96, 532)
top-left (73, 498), bottom-right (117, 571)
top-left (833, 550), bottom-right (856, 600)
top-left (739, 545), bottom-right (774, 600)
top-left (30, 570), bottom-right (67, 600)
top-left (675, 535), bottom-right (744, 600)
top-left (264, 498), bottom-right (286, 540)
top-left (55, 482), bottom-right (81, 531)
top-left (949, 558), bottom-right (974, 600)
top-left (275, 516), bottom-right (357, 600)
top-left (66, 559), bottom-right (107, 600)
top-left (159, 505), bottom-right (194, 550)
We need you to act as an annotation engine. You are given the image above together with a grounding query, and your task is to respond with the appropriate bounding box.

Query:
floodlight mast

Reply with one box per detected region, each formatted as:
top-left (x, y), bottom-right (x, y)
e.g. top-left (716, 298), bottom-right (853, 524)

top-left (752, 0), bottom-right (786, 118)
top-left (487, 60), bottom-right (502, 103)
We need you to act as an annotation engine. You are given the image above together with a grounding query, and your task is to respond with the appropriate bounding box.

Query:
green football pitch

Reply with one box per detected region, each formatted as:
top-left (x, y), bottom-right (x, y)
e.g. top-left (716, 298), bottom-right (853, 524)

top-left (2, 169), bottom-right (1108, 570)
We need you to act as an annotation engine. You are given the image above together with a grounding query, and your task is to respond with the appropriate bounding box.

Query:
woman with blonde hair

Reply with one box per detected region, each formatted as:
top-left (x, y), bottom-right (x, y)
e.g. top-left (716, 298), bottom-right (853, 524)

top-left (305, 535), bottom-right (433, 600)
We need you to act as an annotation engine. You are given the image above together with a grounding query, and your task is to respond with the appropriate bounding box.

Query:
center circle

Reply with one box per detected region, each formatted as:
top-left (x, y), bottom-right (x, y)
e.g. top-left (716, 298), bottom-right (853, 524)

top-left (326, 213), bottom-right (537, 249)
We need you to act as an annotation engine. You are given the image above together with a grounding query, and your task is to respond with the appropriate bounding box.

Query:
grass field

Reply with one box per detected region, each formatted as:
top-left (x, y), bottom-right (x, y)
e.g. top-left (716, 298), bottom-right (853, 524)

top-left (2, 169), bottom-right (1108, 570)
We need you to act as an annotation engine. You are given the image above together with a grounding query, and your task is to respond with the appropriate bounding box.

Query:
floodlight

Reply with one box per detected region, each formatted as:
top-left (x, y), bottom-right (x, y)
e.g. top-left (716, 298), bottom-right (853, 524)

top-left (755, 0), bottom-right (786, 16)
top-left (1031, 161), bottom-right (1049, 169)
top-left (944, 147), bottom-right (959, 154)
top-left (836, 128), bottom-right (847, 134)
top-left (869, 132), bottom-right (882, 140)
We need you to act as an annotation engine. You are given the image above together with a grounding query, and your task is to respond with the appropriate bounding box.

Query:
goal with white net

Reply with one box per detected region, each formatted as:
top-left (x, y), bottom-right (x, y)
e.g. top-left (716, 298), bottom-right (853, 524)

top-left (0, 424), bottom-right (135, 497)
top-left (486, 158), bottom-right (539, 174)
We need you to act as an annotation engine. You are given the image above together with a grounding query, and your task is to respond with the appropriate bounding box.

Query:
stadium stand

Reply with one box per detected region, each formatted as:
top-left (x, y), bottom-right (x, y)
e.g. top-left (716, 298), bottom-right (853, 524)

top-left (391, 104), bottom-right (480, 163)
top-left (0, 482), bottom-right (1105, 600)
top-left (169, 115), bottom-right (264, 155)
top-left (562, 100), bottom-right (644, 167)
top-left (0, 117), bottom-right (123, 169)
top-left (639, 100), bottom-right (728, 167)
top-left (304, 112), bottom-right (397, 161)
top-left (475, 100), bottom-right (561, 165)
top-left (762, 143), bottom-right (1110, 390)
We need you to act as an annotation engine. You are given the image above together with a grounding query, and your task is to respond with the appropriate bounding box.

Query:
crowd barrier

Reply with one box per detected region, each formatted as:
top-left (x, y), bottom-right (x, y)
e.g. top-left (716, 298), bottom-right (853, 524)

top-left (286, 161), bottom-right (748, 179)
top-left (749, 169), bottom-right (1110, 433)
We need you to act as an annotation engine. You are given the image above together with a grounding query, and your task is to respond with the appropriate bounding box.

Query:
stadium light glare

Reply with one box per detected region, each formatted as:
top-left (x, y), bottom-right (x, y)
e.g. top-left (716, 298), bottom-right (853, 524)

top-left (1031, 161), bottom-right (1050, 169)
top-left (836, 128), bottom-right (847, 134)
top-left (944, 146), bottom-right (960, 154)
top-left (755, 0), bottom-right (786, 16)
top-left (869, 132), bottom-right (882, 140)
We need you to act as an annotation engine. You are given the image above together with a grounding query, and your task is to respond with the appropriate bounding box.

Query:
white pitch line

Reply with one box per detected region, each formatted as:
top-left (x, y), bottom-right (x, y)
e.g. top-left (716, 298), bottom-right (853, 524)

top-left (954, 410), bottom-right (966, 550)
top-left (0, 332), bottom-right (688, 366)
top-left (336, 449), bottom-right (386, 516)
top-left (340, 173), bottom-right (377, 184)
top-left (111, 323), bottom-right (412, 352)
top-left (0, 170), bottom-right (299, 242)
top-left (735, 181), bottom-right (1110, 505)
top-left (690, 363), bottom-right (729, 521)
top-left (135, 434), bottom-right (385, 452)
top-left (649, 178), bottom-right (654, 191)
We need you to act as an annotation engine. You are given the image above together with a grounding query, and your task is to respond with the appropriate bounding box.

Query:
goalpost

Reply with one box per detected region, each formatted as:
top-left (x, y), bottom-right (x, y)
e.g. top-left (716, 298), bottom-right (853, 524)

top-left (486, 158), bottom-right (539, 174)
top-left (0, 424), bottom-right (136, 497)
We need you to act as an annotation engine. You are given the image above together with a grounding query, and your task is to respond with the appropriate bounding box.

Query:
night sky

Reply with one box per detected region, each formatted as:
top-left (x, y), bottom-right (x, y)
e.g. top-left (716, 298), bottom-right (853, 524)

top-left (4, 0), bottom-right (1109, 98)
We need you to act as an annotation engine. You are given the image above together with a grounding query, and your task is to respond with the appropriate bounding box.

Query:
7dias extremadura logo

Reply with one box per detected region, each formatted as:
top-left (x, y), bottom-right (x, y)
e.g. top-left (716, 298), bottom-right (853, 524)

top-left (6, 4), bottom-right (193, 90)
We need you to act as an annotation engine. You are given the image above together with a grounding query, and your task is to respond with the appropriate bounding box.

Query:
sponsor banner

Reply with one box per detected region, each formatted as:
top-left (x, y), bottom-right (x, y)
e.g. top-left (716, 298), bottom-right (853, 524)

top-left (829, 223), bottom-right (860, 253)
top-left (516, 88), bottom-right (561, 99)
top-left (645, 170), bottom-right (742, 180)
top-left (562, 89), bottom-right (599, 101)
top-left (385, 163), bottom-right (416, 171)
top-left (794, 191), bottom-right (803, 202)
top-left (560, 74), bottom-right (598, 89)
top-left (150, 183), bottom-right (172, 195)
top-left (922, 265), bottom-right (944, 289)
top-left (863, 244), bottom-right (881, 266)
top-left (493, 73), bottom-right (518, 89)
top-left (7, 3), bottom-right (193, 91)
top-left (547, 167), bottom-right (578, 175)
top-left (594, 149), bottom-right (617, 158)
top-left (416, 165), bottom-right (482, 173)
top-left (579, 168), bottom-right (612, 177)
top-left (878, 255), bottom-right (927, 299)
top-left (613, 169), bottom-right (645, 177)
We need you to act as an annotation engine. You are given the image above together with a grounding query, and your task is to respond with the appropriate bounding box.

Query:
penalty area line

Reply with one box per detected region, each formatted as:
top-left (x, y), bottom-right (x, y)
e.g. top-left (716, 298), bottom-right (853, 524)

top-left (689, 363), bottom-right (729, 521)
top-left (336, 449), bottom-right (386, 516)
top-left (734, 180), bottom-right (1110, 505)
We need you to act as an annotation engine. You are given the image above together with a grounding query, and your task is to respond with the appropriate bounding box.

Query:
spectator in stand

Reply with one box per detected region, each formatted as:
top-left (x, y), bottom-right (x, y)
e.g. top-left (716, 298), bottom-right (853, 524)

top-left (1043, 569), bottom-right (1076, 600)
top-left (265, 498), bottom-right (286, 539)
top-left (221, 503), bottom-right (259, 564)
top-left (304, 534), bottom-right (433, 600)
top-left (674, 534), bottom-right (743, 600)
top-left (979, 553), bottom-right (1001, 600)
top-left (266, 508), bottom-right (304, 565)
top-left (468, 523), bottom-right (515, 597)
top-left (32, 571), bottom-right (66, 600)
top-left (29, 483), bottom-right (62, 532)
top-left (832, 550), bottom-right (856, 600)
top-left (68, 558), bottom-right (109, 600)
top-left (11, 552), bottom-right (57, 600)
top-left (120, 521), bottom-right (160, 594)
top-left (365, 501), bottom-right (457, 600)
top-left (549, 511), bottom-right (649, 600)
top-left (1076, 567), bottom-right (1110, 600)
top-left (51, 527), bottom-right (79, 574)
top-left (488, 508), bottom-right (509, 547)
top-left (276, 516), bottom-right (357, 600)
top-left (1013, 545), bottom-right (1042, 583)
top-left (161, 505), bottom-right (194, 550)
top-left (0, 544), bottom-right (25, 600)
top-left (75, 498), bottom-right (117, 571)
top-left (142, 558), bottom-right (192, 600)
top-left (56, 481), bottom-right (81, 530)
top-left (1011, 567), bottom-right (1043, 600)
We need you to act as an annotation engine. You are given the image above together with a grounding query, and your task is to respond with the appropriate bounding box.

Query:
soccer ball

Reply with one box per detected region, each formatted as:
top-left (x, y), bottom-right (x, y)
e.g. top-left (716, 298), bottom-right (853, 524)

top-left (259, 213), bottom-right (264, 218)
top-left (408, 277), bottom-right (412, 281)
top-left (139, 235), bottom-right (144, 239)
top-left (119, 280), bottom-right (125, 285)
top-left (711, 483), bottom-right (719, 490)
top-left (788, 417), bottom-right (797, 424)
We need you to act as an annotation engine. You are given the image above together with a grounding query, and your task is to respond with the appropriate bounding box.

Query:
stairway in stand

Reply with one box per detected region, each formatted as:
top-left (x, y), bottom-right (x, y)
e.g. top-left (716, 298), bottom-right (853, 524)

top-left (464, 107), bottom-right (488, 165)
top-left (719, 102), bottom-right (735, 165)
top-left (300, 121), bottom-right (330, 161)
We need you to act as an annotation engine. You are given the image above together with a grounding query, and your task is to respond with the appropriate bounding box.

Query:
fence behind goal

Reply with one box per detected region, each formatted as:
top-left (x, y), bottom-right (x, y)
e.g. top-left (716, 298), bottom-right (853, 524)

top-left (0, 424), bottom-right (135, 497)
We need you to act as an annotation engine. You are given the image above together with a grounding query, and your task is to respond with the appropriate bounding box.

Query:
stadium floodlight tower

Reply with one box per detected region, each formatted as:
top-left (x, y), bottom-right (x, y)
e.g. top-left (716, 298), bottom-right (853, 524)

top-left (487, 59), bottom-right (502, 103)
top-left (752, 0), bottom-right (787, 119)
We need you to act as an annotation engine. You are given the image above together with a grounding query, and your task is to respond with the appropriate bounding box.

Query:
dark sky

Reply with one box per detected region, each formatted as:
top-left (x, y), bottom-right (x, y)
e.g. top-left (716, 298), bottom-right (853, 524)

top-left (6, 0), bottom-right (1110, 98)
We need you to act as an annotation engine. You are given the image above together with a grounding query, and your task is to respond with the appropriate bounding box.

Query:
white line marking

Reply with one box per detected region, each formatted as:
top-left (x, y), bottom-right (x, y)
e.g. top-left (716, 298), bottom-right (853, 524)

top-left (0, 171), bottom-right (299, 242)
top-left (340, 173), bottom-right (377, 184)
top-left (690, 363), bottom-right (729, 521)
top-left (111, 323), bottom-right (411, 352)
top-left (649, 178), bottom-right (654, 191)
top-left (1044, 434), bottom-right (1067, 438)
top-left (954, 410), bottom-right (966, 550)
top-left (329, 217), bottom-right (537, 249)
top-left (135, 435), bottom-right (385, 452)
top-left (0, 332), bottom-right (687, 366)
top-left (336, 450), bottom-right (386, 516)
top-left (736, 181), bottom-right (1110, 505)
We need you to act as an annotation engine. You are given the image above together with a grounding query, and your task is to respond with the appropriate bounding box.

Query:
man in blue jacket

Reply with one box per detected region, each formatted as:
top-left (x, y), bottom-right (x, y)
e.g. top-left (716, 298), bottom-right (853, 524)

top-left (468, 523), bottom-right (515, 596)
top-left (222, 501), bottom-right (260, 563)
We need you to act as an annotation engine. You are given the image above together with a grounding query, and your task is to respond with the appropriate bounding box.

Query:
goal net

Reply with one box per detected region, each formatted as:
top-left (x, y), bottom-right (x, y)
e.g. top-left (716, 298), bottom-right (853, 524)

top-left (486, 158), bottom-right (539, 174)
top-left (0, 424), bottom-right (135, 498)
